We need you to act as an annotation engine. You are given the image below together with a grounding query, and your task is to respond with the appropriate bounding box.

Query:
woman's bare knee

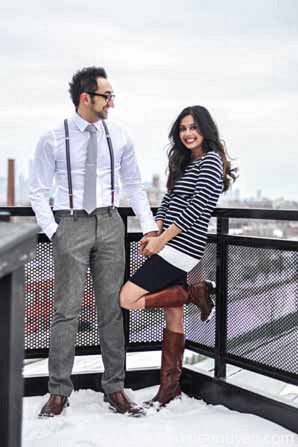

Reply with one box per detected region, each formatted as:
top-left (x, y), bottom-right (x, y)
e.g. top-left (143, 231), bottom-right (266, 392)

top-left (120, 289), bottom-right (131, 309)
top-left (120, 287), bottom-right (134, 309)
top-left (120, 281), bottom-right (148, 310)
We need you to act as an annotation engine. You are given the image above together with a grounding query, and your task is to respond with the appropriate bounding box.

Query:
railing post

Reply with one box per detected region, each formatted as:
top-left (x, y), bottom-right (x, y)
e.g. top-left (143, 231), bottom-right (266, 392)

top-left (122, 214), bottom-right (130, 350)
top-left (0, 211), bottom-right (10, 222)
top-left (215, 217), bottom-right (229, 379)
top-left (0, 223), bottom-right (38, 447)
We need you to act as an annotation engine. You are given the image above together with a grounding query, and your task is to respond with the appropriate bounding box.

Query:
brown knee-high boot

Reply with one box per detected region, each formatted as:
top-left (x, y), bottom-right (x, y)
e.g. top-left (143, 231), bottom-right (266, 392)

top-left (145, 328), bottom-right (185, 408)
top-left (145, 280), bottom-right (215, 322)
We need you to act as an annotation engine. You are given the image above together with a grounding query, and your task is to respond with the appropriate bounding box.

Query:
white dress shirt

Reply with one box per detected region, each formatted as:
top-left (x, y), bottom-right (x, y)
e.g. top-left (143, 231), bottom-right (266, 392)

top-left (30, 113), bottom-right (158, 240)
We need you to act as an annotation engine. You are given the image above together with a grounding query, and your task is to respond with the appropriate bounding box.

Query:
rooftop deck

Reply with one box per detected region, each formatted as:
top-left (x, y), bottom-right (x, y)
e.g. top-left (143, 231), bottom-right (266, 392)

top-left (0, 206), bottom-right (297, 446)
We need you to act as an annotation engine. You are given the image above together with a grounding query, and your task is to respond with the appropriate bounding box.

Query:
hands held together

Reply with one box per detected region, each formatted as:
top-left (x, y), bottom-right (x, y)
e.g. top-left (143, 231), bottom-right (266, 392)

top-left (139, 223), bottom-right (181, 257)
top-left (139, 231), bottom-right (165, 257)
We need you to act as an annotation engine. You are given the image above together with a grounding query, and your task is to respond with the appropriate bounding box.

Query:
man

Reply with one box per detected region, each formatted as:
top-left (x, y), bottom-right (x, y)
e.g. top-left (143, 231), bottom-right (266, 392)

top-left (30, 66), bottom-right (158, 417)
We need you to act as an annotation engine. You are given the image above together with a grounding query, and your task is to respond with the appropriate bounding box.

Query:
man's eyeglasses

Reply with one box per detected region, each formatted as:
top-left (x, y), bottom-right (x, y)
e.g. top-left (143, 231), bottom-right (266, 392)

top-left (86, 92), bottom-right (115, 102)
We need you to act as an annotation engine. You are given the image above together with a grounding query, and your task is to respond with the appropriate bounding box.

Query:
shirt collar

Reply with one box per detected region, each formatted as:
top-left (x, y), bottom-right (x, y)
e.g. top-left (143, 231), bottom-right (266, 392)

top-left (72, 112), bottom-right (103, 133)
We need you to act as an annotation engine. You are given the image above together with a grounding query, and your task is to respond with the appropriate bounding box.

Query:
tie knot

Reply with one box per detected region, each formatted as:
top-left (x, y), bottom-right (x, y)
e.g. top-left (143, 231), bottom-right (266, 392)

top-left (86, 124), bottom-right (97, 134)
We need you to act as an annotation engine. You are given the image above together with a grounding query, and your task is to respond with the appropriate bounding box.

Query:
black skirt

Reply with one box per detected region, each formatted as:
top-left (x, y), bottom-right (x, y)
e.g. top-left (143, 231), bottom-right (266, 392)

top-left (129, 254), bottom-right (187, 293)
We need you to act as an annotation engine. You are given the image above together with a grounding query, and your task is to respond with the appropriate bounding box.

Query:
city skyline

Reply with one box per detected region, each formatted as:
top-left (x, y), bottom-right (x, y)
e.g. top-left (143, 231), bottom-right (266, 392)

top-left (1, 0), bottom-right (297, 200)
top-left (0, 156), bottom-right (297, 208)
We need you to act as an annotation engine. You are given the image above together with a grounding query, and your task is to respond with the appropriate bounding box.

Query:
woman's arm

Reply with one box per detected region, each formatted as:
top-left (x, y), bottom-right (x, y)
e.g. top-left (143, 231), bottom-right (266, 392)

top-left (140, 154), bottom-right (223, 257)
top-left (173, 153), bottom-right (223, 232)
top-left (155, 192), bottom-right (171, 221)
top-left (156, 219), bottom-right (164, 234)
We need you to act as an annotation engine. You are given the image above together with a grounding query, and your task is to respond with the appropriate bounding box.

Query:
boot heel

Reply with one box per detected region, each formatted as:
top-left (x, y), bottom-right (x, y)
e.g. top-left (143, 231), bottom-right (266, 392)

top-left (205, 297), bottom-right (215, 322)
top-left (205, 280), bottom-right (216, 295)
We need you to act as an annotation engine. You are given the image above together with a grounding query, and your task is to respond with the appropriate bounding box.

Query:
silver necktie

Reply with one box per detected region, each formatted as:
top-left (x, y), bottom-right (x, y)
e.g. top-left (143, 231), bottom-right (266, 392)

top-left (83, 124), bottom-right (98, 214)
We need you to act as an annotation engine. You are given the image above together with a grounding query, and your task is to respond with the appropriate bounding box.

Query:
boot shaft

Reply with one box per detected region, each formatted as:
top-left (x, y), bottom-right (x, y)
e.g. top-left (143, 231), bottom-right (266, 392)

top-left (160, 328), bottom-right (185, 384)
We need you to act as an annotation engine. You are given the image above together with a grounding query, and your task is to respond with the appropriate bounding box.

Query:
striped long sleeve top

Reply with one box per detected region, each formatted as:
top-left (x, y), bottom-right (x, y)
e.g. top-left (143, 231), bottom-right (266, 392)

top-left (156, 151), bottom-right (223, 270)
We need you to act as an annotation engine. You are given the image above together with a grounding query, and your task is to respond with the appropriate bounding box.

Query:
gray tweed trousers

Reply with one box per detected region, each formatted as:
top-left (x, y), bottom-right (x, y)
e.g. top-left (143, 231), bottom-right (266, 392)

top-left (49, 208), bottom-right (125, 397)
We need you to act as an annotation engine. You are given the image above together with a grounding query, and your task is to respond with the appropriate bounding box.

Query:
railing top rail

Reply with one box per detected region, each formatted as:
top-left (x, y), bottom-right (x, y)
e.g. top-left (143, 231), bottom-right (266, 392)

top-left (214, 208), bottom-right (298, 221)
top-left (1, 206), bottom-right (298, 221)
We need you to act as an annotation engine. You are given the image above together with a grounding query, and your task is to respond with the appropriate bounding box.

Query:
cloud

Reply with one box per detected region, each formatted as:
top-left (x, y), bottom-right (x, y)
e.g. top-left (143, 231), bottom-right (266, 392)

top-left (0, 0), bottom-right (297, 200)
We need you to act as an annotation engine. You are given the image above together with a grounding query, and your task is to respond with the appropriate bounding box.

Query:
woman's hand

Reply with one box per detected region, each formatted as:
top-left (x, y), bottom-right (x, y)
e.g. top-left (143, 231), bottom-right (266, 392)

top-left (139, 224), bottom-right (181, 256)
top-left (139, 231), bottom-right (158, 254)
top-left (141, 236), bottom-right (165, 257)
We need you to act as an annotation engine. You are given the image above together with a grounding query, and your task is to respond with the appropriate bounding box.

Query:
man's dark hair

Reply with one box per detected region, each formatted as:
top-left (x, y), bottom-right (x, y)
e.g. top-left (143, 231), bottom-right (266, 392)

top-left (69, 66), bottom-right (107, 110)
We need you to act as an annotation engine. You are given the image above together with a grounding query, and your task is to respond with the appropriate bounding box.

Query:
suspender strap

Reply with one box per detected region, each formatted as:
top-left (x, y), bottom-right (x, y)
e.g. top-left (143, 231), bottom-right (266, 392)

top-left (63, 119), bottom-right (116, 211)
top-left (102, 120), bottom-right (115, 208)
top-left (64, 119), bottom-right (74, 215)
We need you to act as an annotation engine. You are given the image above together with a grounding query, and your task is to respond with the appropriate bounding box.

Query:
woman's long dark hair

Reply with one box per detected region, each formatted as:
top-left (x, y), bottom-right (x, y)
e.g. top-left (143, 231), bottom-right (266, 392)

top-left (166, 105), bottom-right (237, 192)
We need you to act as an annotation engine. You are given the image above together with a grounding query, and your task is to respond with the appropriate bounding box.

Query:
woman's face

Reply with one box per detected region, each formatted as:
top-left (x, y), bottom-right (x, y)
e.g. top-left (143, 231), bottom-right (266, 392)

top-left (179, 115), bottom-right (204, 157)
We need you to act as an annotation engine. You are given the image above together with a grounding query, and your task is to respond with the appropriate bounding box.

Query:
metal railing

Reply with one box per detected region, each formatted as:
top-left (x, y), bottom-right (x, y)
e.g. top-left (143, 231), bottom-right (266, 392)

top-left (1, 206), bottom-right (298, 389)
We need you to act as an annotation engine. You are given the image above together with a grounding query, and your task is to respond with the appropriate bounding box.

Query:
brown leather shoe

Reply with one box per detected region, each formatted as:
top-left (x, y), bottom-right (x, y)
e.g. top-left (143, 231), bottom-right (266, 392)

top-left (39, 394), bottom-right (69, 418)
top-left (104, 390), bottom-right (145, 416)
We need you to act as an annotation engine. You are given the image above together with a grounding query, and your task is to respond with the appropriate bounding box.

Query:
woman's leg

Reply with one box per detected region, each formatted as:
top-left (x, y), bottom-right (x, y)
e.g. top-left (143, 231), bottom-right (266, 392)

top-left (121, 254), bottom-right (188, 311)
top-left (120, 281), bottom-right (148, 310)
top-left (146, 313), bottom-right (185, 408)
top-left (164, 306), bottom-right (184, 333)
top-left (120, 252), bottom-right (215, 322)
top-left (121, 279), bottom-right (186, 408)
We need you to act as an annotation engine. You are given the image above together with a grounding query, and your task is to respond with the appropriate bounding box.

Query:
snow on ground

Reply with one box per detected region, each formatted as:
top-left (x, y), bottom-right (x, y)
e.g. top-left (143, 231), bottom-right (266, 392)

top-left (23, 387), bottom-right (298, 447)
top-left (23, 353), bottom-right (298, 446)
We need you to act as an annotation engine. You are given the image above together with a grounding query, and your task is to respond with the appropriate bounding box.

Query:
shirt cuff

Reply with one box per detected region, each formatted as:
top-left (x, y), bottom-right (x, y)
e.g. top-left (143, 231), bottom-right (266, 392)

top-left (44, 222), bottom-right (58, 241)
top-left (140, 219), bottom-right (159, 235)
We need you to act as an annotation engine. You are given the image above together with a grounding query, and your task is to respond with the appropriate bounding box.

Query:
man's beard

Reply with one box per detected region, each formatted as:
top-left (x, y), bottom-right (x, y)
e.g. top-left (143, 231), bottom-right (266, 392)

top-left (94, 110), bottom-right (108, 120)
top-left (90, 99), bottom-right (108, 120)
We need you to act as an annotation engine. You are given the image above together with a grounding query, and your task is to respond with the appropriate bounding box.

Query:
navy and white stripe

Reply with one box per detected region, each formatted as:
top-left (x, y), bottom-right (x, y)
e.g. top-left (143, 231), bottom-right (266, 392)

top-left (156, 151), bottom-right (223, 262)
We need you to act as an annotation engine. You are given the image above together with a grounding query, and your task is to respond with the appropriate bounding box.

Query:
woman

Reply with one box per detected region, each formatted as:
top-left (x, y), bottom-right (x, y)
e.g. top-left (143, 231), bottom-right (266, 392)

top-left (121, 105), bottom-right (236, 408)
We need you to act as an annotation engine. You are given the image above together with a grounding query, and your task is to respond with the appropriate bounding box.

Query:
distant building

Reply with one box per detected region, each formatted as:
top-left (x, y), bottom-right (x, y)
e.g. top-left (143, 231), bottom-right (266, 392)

top-left (17, 173), bottom-right (30, 205)
top-left (146, 174), bottom-right (165, 207)
top-left (0, 177), bottom-right (6, 205)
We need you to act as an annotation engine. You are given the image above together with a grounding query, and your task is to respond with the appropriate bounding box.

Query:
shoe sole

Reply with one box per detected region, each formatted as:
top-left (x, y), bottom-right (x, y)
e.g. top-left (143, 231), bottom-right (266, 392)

top-left (143, 394), bottom-right (182, 410)
top-left (206, 280), bottom-right (216, 295)
top-left (107, 403), bottom-right (145, 417)
top-left (38, 400), bottom-right (70, 418)
top-left (204, 281), bottom-right (216, 323)
top-left (205, 299), bottom-right (216, 322)
top-left (104, 395), bottom-right (145, 417)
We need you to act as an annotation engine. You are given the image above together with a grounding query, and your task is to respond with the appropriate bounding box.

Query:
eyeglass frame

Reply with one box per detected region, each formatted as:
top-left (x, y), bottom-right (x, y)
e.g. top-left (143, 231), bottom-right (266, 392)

top-left (86, 91), bottom-right (115, 102)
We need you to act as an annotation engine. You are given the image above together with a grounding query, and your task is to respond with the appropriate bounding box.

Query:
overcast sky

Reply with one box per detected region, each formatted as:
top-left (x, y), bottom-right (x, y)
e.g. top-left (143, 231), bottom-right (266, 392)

top-left (1, 0), bottom-right (297, 200)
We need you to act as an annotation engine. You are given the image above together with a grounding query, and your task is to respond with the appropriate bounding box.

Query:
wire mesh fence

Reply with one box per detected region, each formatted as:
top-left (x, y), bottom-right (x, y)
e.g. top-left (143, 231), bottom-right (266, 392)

top-left (21, 208), bottom-right (298, 385)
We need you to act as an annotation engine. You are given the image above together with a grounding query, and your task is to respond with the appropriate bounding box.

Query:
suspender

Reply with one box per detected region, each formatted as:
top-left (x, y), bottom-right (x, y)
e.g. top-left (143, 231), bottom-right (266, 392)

top-left (63, 119), bottom-right (74, 214)
top-left (63, 119), bottom-right (115, 213)
top-left (102, 121), bottom-right (115, 208)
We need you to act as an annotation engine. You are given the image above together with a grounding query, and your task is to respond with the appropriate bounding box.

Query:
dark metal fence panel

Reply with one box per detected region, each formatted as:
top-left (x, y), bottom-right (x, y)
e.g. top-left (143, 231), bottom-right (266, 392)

top-left (127, 235), bottom-right (218, 352)
top-left (224, 238), bottom-right (298, 384)
top-left (7, 206), bottom-right (296, 386)
top-left (127, 236), bottom-right (164, 348)
top-left (24, 237), bottom-right (101, 357)
top-left (184, 241), bottom-right (217, 350)
top-left (24, 241), bottom-right (54, 352)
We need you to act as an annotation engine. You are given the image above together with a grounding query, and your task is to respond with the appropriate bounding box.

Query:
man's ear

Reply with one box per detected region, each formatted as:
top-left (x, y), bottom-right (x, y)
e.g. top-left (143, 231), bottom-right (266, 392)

top-left (80, 92), bottom-right (89, 106)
